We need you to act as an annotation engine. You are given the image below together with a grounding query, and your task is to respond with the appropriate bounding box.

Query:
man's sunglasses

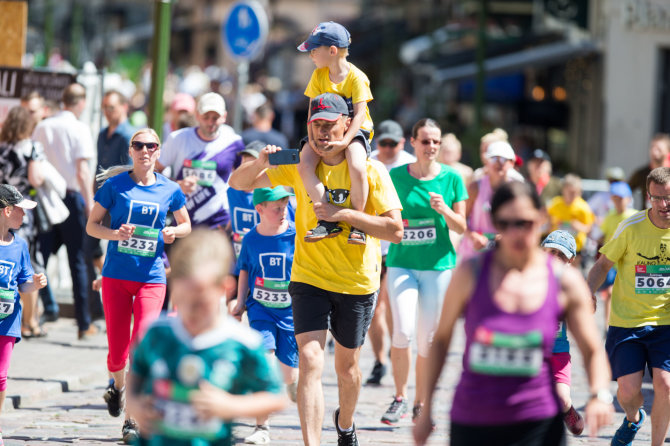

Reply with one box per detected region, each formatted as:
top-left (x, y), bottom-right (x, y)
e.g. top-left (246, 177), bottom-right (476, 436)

top-left (131, 141), bottom-right (159, 151)
top-left (493, 218), bottom-right (534, 231)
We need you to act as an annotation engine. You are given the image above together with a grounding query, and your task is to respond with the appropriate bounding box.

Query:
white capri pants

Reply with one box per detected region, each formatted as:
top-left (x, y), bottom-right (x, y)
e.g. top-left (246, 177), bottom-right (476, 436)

top-left (387, 267), bottom-right (453, 358)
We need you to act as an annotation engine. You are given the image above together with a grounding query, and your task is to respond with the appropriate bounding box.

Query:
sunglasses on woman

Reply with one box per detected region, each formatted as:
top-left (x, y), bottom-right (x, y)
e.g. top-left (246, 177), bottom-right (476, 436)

top-left (131, 141), bottom-right (159, 151)
top-left (493, 218), bottom-right (535, 231)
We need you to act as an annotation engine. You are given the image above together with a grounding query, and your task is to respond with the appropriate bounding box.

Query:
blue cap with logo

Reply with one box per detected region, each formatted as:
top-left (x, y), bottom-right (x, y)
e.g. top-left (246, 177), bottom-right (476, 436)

top-left (297, 21), bottom-right (351, 52)
top-left (541, 230), bottom-right (577, 260)
top-left (610, 181), bottom-right (632, 198)
top-left (308, 93), bottom-right (349, 123)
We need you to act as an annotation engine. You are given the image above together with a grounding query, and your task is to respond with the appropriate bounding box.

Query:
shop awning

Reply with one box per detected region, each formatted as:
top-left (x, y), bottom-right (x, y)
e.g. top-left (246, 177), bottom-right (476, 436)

top-left (432, 39), bottom-right (599, 83)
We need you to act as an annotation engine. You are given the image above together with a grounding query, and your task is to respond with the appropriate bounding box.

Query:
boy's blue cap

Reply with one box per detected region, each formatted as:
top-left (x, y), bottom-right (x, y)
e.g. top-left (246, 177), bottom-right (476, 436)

top-left (297, 21), bottom-right (351, 52)
top-left (308, 93), bottom-right (349, 123)
top-left (541, 230), bottom-right (576, 260)
top-left (610, 181), bottom-right (632, 198)
top-left (253, 186), bottom-right (294, 206)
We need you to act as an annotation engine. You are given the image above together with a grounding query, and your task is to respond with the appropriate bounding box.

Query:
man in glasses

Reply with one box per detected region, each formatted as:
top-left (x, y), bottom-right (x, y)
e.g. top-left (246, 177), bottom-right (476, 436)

top-left (157, 92), bottom-right (245, 230)
top-left (33, 83), bottom-right (97, 340)
top-left (367, 119), bottom-right (415, 386)
top-left (588, 166), bottom-right (670, 446)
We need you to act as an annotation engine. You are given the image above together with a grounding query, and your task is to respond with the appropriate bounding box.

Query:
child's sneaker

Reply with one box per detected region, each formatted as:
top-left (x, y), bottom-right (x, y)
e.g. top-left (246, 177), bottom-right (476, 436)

top-left (563, 405), bottom-right (584, 435)
top-left (286, 381), bottom-right (298, 403)
top-left (245, 425), bottom-right (270, 444)
top-left (347, 228), bottom-right (366, 245)
top-left (122, 419), bottom-right (139, 444)
top-left (103, 379), bottom-right (124, 417)
top-left (304, 221), bottom-right (342, 242)
top-left (611, 408), bottom-right (645, 446)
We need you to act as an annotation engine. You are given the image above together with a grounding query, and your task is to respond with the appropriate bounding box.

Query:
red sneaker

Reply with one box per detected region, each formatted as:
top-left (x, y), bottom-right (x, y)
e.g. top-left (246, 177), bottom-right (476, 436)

top-left (563, 405), bottom-right (584, 435)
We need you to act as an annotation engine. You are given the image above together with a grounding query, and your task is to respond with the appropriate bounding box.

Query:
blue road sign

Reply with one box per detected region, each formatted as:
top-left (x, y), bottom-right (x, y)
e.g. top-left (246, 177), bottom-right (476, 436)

top-left (222, 1), bottom-right (268, 62)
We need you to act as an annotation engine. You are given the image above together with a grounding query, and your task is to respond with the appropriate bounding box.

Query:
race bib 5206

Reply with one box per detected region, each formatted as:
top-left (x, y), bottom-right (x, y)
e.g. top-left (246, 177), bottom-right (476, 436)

top-left (401, 218), bottom-right (436, 246)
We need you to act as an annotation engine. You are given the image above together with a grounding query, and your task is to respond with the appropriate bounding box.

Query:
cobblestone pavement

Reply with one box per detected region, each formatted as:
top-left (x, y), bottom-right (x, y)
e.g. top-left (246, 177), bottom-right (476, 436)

top-left (0, 313), bottom-right (654, 445)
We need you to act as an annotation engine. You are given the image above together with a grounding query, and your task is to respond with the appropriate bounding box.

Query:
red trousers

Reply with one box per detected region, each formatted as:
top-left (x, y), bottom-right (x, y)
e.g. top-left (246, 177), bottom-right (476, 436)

top-left (101, 277), bottom-right (165, 372)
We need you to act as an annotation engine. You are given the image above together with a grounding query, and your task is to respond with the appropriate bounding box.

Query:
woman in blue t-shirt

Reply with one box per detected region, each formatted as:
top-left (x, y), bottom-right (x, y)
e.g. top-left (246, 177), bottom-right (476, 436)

top-left (86, 128), bottom-right (191, 443)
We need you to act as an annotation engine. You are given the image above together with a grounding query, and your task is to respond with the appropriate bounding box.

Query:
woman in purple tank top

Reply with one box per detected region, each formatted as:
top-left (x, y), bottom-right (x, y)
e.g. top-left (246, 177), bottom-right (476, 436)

top-left (414, 182), bottom-right (613, 446)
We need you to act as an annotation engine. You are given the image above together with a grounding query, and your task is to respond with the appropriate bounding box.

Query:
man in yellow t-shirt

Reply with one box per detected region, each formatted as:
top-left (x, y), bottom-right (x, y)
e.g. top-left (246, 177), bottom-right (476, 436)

top-left (587, 167), bottom-right (670, 446)
top-left (228, 92), bottom-right (403, 446)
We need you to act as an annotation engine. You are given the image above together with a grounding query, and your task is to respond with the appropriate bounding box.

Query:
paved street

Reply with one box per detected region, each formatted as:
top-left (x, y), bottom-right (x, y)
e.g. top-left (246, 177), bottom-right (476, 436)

top-left (0, 310), bottom-right (655, 445)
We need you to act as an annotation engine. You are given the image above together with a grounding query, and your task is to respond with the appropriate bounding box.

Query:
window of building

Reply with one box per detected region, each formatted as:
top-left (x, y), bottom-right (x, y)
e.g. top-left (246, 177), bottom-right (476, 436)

top-left (659, 48), bottom-right (670, 133)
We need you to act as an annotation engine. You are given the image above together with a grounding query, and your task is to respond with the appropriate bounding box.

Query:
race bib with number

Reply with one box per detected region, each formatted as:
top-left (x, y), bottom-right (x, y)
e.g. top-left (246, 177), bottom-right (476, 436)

top-left (635, 264), bottom-right (670, 294)
top-left (182, 160), bottom-right (217, 187)
top-left (401, 218), bottom-right (437, 246)
top-left (232, 232), bottom-right (244, 259)
top-left (118, 226), bottom-right (159, 257)
top-left (252, 277), bottom-right (291, 308)
top-left (0, 289), bottom-right (15, 320)
top-left (469, 326), bottom-right (543, 377)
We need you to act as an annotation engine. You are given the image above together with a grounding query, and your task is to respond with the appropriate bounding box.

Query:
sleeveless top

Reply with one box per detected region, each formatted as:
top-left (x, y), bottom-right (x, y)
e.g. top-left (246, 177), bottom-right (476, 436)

top-left (450, 251), bottom-right (562, 425)
top-left (458, 176), bottom-right (496, 261)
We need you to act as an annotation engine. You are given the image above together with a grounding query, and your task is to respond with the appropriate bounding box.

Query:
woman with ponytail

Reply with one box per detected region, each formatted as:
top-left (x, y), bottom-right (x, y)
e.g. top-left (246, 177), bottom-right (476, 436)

top-left (86, 128), bottom-right (191, 443)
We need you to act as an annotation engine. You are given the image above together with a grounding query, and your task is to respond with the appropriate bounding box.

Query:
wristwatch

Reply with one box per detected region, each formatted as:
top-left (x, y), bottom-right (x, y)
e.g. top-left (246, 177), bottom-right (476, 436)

top-left (590, 389), bottom-right (614, 404)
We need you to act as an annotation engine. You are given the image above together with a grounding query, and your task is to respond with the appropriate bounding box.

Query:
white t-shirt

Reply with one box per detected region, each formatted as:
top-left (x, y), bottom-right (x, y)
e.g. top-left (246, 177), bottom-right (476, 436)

top-left (33, 111), bottom-right (95, 192)
top-left (371, 149), bottom-right (416, 255)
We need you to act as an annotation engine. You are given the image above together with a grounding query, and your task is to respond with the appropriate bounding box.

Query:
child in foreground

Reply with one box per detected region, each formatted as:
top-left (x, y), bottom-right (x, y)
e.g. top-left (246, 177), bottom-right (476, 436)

top-left (297, 21), bottom-right (374, 245)
top-left (126, 229), bottom-right (288, 445)
top-left (0, 185), bottom-right (47, 446)
top-left (541, 230), bottom-right (584, 436)
top-left (233, 186), bottom-right (299, 444)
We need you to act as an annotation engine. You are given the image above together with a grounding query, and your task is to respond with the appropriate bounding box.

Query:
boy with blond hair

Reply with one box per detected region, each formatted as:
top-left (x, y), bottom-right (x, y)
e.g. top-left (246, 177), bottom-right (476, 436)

top-left (297, 21), bottom-right (373, 245)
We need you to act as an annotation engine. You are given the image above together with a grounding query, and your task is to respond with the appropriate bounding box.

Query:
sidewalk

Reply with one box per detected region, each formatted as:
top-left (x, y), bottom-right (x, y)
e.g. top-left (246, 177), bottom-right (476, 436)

top-left (2, 311), bottom-right (654, 445)
top-left (4, 318), bottom-right (108, 412)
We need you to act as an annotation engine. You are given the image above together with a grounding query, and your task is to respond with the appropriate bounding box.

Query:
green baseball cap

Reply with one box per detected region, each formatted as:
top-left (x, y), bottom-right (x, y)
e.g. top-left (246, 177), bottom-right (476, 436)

top-left (253, 186), bottom-right (294, 206)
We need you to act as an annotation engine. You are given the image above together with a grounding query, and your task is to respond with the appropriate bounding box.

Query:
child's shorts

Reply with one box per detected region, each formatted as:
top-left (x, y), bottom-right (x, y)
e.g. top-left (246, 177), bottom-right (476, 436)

top-left (598, 267), bottom-right (617, 291)
top-left (300, 129), bottom-right (371, 157)
top-left (250, 319), bottom-right (299, 368)
top-left (550, 352), bottom-right (572, 386)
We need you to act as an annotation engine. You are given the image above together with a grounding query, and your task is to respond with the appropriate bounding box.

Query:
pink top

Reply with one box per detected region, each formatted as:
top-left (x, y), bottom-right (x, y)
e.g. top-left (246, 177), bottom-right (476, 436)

top-left (458, 176), bottom-right (496, 260)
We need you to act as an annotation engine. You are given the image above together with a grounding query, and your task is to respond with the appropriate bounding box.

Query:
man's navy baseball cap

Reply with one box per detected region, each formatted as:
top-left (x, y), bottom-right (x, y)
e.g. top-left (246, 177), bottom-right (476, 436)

top-left (297, 22), bottom-right (351, 52)
top-left (308, 93), bottom-right (349, 123)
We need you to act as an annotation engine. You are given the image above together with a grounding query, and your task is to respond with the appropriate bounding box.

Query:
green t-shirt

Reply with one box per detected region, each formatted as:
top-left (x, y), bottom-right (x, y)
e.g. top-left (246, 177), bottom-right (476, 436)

top-left (132, 316), bottom-right (282, 446)
top-left (386, 163), bottom-right (468, 270)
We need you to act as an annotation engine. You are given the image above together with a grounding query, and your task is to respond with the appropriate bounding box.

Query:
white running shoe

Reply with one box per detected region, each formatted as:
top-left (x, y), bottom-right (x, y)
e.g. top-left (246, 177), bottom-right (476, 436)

top-left (245, 425), bottom-right (270, 444)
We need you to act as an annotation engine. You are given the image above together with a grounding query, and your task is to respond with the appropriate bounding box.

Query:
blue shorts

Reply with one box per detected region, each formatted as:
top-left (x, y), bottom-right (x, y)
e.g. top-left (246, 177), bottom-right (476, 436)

top-left (598, 267), bottom-right (617, 291)
top-left (250, 319), bottom-right (299, 368)
top-left (605, 325), bottom-right (670, 380)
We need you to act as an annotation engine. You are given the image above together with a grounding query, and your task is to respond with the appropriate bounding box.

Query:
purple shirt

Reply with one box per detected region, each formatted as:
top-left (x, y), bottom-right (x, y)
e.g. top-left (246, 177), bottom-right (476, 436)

top-left (451, 251), bottom-right (561, 425)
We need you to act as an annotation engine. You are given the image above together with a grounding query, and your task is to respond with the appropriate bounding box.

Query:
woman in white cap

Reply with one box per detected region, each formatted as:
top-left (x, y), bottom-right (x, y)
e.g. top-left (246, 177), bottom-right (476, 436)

top-left (458, 140), bottom-right (518, 260)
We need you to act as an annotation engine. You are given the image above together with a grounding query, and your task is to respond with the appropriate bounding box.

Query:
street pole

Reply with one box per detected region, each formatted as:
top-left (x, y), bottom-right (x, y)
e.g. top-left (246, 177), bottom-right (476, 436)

top-left (474, 0), bottom-right (488, 154)
top-left (233, 61), bottom-right (249, 133)
top-left (148, 0), bottom-right (172, 141)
